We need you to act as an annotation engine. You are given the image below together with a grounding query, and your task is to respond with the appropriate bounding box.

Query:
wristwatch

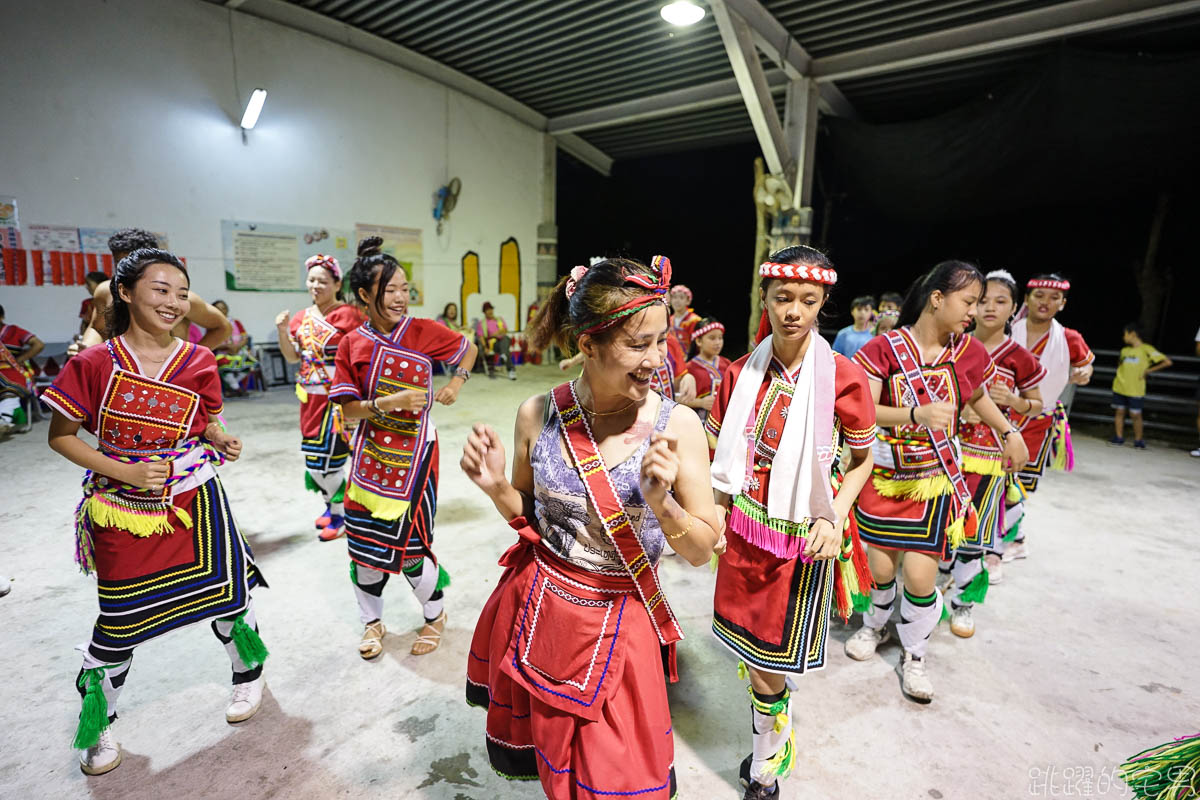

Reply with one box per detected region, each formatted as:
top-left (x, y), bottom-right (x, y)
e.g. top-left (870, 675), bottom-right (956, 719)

top-left (455, 366), bottom-right (471, 381)
top-left (1001, 428), bottom-right (1020, 440)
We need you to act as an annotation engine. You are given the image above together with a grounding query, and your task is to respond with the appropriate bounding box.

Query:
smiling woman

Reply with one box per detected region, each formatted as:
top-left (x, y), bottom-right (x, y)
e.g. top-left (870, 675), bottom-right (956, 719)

top-left (42, 248), bottom-right (268, 776)
top-left (460, 256), bottom-right (721, 798)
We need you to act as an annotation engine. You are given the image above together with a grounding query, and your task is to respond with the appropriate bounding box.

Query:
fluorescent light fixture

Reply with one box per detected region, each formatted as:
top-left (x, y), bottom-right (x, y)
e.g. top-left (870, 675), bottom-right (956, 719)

top-left (660, 1), bottom-right (704, 26)
top-left (240, 88), bottom-right (267, 129)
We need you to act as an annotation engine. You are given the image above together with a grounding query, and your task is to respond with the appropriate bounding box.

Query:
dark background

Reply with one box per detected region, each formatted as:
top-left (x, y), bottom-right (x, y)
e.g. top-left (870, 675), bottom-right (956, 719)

top-left (556, 47), bottom-right (1200, 357)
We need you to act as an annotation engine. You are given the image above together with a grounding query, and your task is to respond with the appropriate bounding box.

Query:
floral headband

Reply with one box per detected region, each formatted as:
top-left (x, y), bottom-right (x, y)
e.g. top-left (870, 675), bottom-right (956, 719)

top-left (305, 253), bottom-right (342, 281)
top-left (759, 261), bottom-right (838, 285)
top-left (570, 255), bottom-right (673, 336)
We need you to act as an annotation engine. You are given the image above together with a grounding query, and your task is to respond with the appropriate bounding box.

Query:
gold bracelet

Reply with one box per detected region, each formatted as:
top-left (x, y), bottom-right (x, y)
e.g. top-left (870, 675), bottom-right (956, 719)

top-left (664, 513), bottom-right (695, 540)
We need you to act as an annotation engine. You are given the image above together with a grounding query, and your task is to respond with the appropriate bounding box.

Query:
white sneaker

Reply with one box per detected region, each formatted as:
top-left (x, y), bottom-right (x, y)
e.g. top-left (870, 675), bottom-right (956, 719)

top-left (79, 726), bottom-right (122, 775)
top-left (226, 676), bottom-right (265, 723)
top-left (1002, 541), bottom-right (1029, 563)
top-left (0, 574), bottom-right (10, 597)
top-left (949, 605), bottom-right (975, 638)
top-left (845, 624), bottom-right (890, 661)
top-left (1190, 447), bottom-right (1200, 458)
top-left (985, 554), bottom-right (1003, 584)
top-left (899, 652), bottom-right (934, 702)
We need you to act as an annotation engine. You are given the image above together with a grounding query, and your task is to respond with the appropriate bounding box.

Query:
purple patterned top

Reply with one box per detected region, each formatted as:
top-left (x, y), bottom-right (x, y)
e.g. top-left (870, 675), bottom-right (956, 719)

top-left (533, 394), bottom-right (674, 574)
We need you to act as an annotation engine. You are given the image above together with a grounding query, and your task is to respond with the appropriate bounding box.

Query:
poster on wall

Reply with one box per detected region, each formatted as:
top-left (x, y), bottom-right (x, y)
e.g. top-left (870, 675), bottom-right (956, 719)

top-left (78, 227), bottom-right (170, 254)
top-left (354, 223), bottom-right (424, 306)
top-left (0, 195), bottom-right (19, 247)
top-left (222, 219), bottom-right (354, 291)
top-left (28, 224), bottom-right (81, 251)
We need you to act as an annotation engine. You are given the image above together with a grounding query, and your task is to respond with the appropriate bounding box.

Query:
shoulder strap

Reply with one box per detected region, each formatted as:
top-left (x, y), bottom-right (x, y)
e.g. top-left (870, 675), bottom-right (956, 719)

top-left (883, 331), bottom-right (974, 519)
top-left (550, 381), bottom-right (683, 646)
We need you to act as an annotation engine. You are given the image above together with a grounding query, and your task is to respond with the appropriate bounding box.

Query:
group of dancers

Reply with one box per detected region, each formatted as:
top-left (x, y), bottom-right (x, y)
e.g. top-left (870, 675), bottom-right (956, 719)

top-left (41, 236), bottom-right (1092, 799)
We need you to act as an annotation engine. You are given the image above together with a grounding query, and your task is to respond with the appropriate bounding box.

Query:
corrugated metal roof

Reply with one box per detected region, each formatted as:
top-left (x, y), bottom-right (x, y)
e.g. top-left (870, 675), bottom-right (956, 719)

top-left (214, 0), bottom-right (1200, 160)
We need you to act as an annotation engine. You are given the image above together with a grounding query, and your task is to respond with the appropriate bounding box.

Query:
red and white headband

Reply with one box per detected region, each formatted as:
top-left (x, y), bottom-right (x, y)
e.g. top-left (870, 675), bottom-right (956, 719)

top-left (670, 284), bottom-right (693, 301)
top-left (305, 253), bottom-right (342, 281)
top-left (693, 321), bottom-right (724, 338)
top-left (1026, 278), bottom-right (1070, 291)
top-left (760, 261), bottom-right (837, 285)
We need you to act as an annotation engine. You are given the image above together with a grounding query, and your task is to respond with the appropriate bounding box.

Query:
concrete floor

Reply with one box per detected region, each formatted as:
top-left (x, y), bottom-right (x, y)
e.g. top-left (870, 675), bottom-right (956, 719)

top-left (1, 362), bottom-right (1196, 800)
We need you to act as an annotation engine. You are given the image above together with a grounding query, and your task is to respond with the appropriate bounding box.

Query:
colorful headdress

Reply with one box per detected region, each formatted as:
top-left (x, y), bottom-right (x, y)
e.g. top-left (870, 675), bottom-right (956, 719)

top-left (574, 255), bottom-right (672, 336)
top-left (1026, 277), bottom-right (1069, 292)
top-left (670, 284), bottom-right (693, 301)
top-left (759, 261), bottom-right (838, 285)
top-left (693, 320), bottom-right (724, 339)
top-left (305, 253), bottom-right (342, 281)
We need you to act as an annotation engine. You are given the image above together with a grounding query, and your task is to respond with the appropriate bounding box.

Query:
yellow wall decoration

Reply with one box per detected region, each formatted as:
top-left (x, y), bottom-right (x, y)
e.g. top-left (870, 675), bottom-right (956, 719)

top-left (460, 250), bottom-right (480, 327)
top-left (499, 237), bottom-right (521, 331)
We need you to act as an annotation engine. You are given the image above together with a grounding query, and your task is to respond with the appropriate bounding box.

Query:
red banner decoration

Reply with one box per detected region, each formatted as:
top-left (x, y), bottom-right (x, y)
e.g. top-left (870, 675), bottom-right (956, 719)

top-left (31, 250), bottom-right (44, 285)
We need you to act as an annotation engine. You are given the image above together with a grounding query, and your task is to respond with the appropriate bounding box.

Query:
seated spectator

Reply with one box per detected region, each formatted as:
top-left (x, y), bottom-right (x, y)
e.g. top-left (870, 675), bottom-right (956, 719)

top-left (436, 301), bottom-right (463, 330)
top-left (210, 299), bottom-right (260, 395)
top-left (474, 301), bottom-right (516, 380)
top-left (0, 304), bottom-right (44, 434)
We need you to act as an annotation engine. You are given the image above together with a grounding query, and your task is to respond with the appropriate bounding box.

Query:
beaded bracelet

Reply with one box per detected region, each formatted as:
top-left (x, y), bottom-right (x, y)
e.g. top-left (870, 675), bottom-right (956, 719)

top-left (664, 513), bottom-right (695, 540)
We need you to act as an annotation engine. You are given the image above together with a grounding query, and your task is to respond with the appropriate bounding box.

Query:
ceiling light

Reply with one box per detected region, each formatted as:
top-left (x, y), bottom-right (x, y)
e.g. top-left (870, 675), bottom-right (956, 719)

top-left (660, 1), bottom-right (704, 26)
top-left (240, 88), bottom-right (267, 130)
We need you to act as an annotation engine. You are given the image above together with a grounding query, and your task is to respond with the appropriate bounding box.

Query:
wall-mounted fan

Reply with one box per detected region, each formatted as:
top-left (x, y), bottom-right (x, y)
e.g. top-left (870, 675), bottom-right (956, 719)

top-left (433, 177), bottom-right (462, 234)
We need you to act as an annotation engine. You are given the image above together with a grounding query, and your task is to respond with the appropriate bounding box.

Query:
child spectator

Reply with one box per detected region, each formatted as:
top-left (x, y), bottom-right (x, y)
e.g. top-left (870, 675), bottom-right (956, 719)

top-left (874, 291), bottom-right (903, 334)
top-left (832, 294), bottom-right (876, 357)
top-left (1110, 322), bottom-right (1171, 449)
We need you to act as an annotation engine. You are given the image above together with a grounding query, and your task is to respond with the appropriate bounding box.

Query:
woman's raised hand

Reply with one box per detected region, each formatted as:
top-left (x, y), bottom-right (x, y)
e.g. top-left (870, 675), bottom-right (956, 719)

top-left (461, 423), bottom-right (508, 496)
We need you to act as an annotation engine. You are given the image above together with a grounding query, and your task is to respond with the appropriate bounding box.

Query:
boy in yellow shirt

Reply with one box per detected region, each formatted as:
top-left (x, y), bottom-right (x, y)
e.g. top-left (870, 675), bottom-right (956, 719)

top-left (1110, 323), bottom-right (1172, 449)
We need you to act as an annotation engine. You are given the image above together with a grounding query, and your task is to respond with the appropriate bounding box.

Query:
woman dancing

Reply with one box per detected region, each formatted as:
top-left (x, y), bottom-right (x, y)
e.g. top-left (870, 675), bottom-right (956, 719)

top-left (44, 249), bottom-right (267, 775)
top-left (275, 255), bottom-right (365, 541)
top-left (461, 257), bottom-right (720, 798)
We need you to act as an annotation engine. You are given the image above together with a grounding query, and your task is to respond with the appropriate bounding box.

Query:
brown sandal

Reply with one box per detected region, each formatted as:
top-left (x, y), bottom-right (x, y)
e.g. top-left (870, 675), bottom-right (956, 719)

top-left (358, 620), bottom-right (386, 660)
top-left (411, 612), bottom-right (446, 656)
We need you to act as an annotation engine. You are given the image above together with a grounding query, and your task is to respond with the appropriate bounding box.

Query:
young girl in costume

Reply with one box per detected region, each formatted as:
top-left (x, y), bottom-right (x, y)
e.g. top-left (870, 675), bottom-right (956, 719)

top-left (845, 260), bottom-right (1028, 702)
top-left (669, 283), bottom-right (702, 351)
top-left (706, 247), bottom-right (877, 800)
top-left (1007, 273), bottom-right (1094, 560)
top-left (461, 256), bottom-right (720, 799)
top-left (331, 237), bottom-right (477, 659)
top-left (44, 249), bottom-right (267, 776)
top-left (680, 316), bottom-right (730, 425)
top-left (275, 255), bottom-right (365, 542)
top-left (947, 270), bottom-right (1045, 637)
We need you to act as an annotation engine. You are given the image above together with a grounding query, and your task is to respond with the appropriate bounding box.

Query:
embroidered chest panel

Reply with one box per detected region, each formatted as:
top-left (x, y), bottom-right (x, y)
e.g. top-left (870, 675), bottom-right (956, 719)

top-left (297, 312), bottom-right (338, 385)
top-left (352, 342), bottom-right (433, 500)
top-left (98, 370), bottom-right (199, 456)
top-left (886, 363), bottom-right (961, 471)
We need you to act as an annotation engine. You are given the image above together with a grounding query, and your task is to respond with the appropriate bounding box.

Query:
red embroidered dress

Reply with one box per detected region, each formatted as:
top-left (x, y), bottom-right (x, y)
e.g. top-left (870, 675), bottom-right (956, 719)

top-left (958, 337), bottom-right (1045, 549)
top-left (852, 328), bottom-right (995, 557)
top-left (705, 353), bottom-right (876, 673)
top-left (331, 317), bottom-right (469, 574)
top-left (0, 323), bottom-right (35, 398)
top-left (649, 335), bottom-right (687, 400)
top-left (41, 337), bottom-right (261, 662)
top-left (684, 354), bottom-right (730, 424)
top-left (1015, 325), bottom-right (1093, 491)
top-left (288, 304), bottom-right (364, 476)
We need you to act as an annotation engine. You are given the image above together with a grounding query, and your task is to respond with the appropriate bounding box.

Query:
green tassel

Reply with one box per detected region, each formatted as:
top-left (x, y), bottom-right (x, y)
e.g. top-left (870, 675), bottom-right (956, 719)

top-left (763, 731), bottom-right (796, 778)
top-left (958, 568), bottom-right (990, 605)
top-left (737, 661), bottom-right (748, 681)
top-left (304, 472), bottom-right (321, 494)
top-left (940, 601), bottom-right (951, 623)
top-left (709, 552), bottom-right (720, 573)
top-left (852, 591), bottom-right (874, 614)
top-left (230, 611), bottom-right (270, 669)
top-left (331, 480), bottom-right (345, 504)
top-left (73, 668), bottom-right (109, 749)
top-left (1118, 735), bottom-right (1200, 800)
top-left (1002, 518), bottom-right (1022, 543)
top-left (435, 563), bottom-right (452, 593)
top-left (350, 561), bottom-right (358, 584)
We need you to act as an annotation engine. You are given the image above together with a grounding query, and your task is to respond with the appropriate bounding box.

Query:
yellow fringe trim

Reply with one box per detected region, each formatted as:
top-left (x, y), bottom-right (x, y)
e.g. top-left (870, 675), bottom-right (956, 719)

top-left (295, 383), bottom-right (309, 403)
top-left (347, 482), bottom-right (411, 522)
top-left (945, 514), bottom-right (966, 550)
top-left (85, 495), bottom-right (191, 537)
top-left (872, 473), bottom-right (954, 501)
top-left (962, 452), bottom-right (1005, 476)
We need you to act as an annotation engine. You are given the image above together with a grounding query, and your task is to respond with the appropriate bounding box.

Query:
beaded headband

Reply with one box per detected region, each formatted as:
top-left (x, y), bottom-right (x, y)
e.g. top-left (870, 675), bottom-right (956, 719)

top-left (692, 321), bottom-right (724, 339)
top-left (1026, 278), bottom-right (1069, 291)
top-left (670, 284), bottom-right (693, 300)
top-left (305, 253), bottom-right (342, 281)
top-left (759, 261), bottom-right (838, 285)
top-left (574, 255), bottom-right (672, 336)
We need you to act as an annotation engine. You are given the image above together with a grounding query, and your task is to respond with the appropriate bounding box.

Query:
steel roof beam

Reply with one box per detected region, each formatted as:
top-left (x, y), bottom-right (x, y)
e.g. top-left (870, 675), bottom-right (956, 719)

top-left (721, 0), bottom-right (858, 118)
top-left (810, 0), bottom-right (1200, 83)
top-left (556, 134), bottom-right (614, 176)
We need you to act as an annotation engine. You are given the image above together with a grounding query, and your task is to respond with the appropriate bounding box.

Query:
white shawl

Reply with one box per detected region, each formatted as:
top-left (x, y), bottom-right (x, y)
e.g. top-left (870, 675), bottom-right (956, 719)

top-left (1012, 317), bottom-right (1070, 406)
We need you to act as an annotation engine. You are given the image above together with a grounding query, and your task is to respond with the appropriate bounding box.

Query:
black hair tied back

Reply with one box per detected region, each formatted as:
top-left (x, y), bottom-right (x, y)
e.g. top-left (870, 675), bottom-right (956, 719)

top-left (348, 235), bottom-right (401, 316)
top-left (106, 247), bottom-right (188, 338)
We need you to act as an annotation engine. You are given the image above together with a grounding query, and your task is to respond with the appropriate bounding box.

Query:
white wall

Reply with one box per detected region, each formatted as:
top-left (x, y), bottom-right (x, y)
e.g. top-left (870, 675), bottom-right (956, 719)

top-left (0, 0), bottom-right (546, 343)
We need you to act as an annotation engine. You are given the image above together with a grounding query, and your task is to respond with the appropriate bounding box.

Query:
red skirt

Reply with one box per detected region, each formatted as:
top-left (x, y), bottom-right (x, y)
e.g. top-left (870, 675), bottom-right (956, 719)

top-left (466, 519), bottom-right (676, 799)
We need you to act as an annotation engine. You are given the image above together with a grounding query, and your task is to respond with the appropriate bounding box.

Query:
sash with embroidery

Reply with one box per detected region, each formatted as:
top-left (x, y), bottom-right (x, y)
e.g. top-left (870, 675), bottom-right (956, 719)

top-left (550, 381), bottom-right (683, 646)
top-left (883, 330), bottom-right (977, 548)
top-left (346, 319), bottom-right (434, 521)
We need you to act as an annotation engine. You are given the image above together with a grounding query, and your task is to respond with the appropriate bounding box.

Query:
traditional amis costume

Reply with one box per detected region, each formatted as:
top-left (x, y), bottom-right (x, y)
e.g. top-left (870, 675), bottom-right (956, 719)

top-left (0, 321), bottom-right (36, 428)
top-left (288, 292), bottom-right (364, 536)
top-left (331, 315), bottom-right (470, 648)
top-left (467, 256), bottom-right (684, 799)
top-left (1009, 279), bottom-right (1094, 493)
top-left (852, 326), bottom-right (994, 656)
top-left (684, 321), bottom-right (731, 425)
top-left (42, 336), bottom-right (267, 761)
top-left (669, 284), bottom-right (702, 352)
top-left (707, 261), bottom-right (876, 792)
top-left (950, 336), bottom-right (1045, 609)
